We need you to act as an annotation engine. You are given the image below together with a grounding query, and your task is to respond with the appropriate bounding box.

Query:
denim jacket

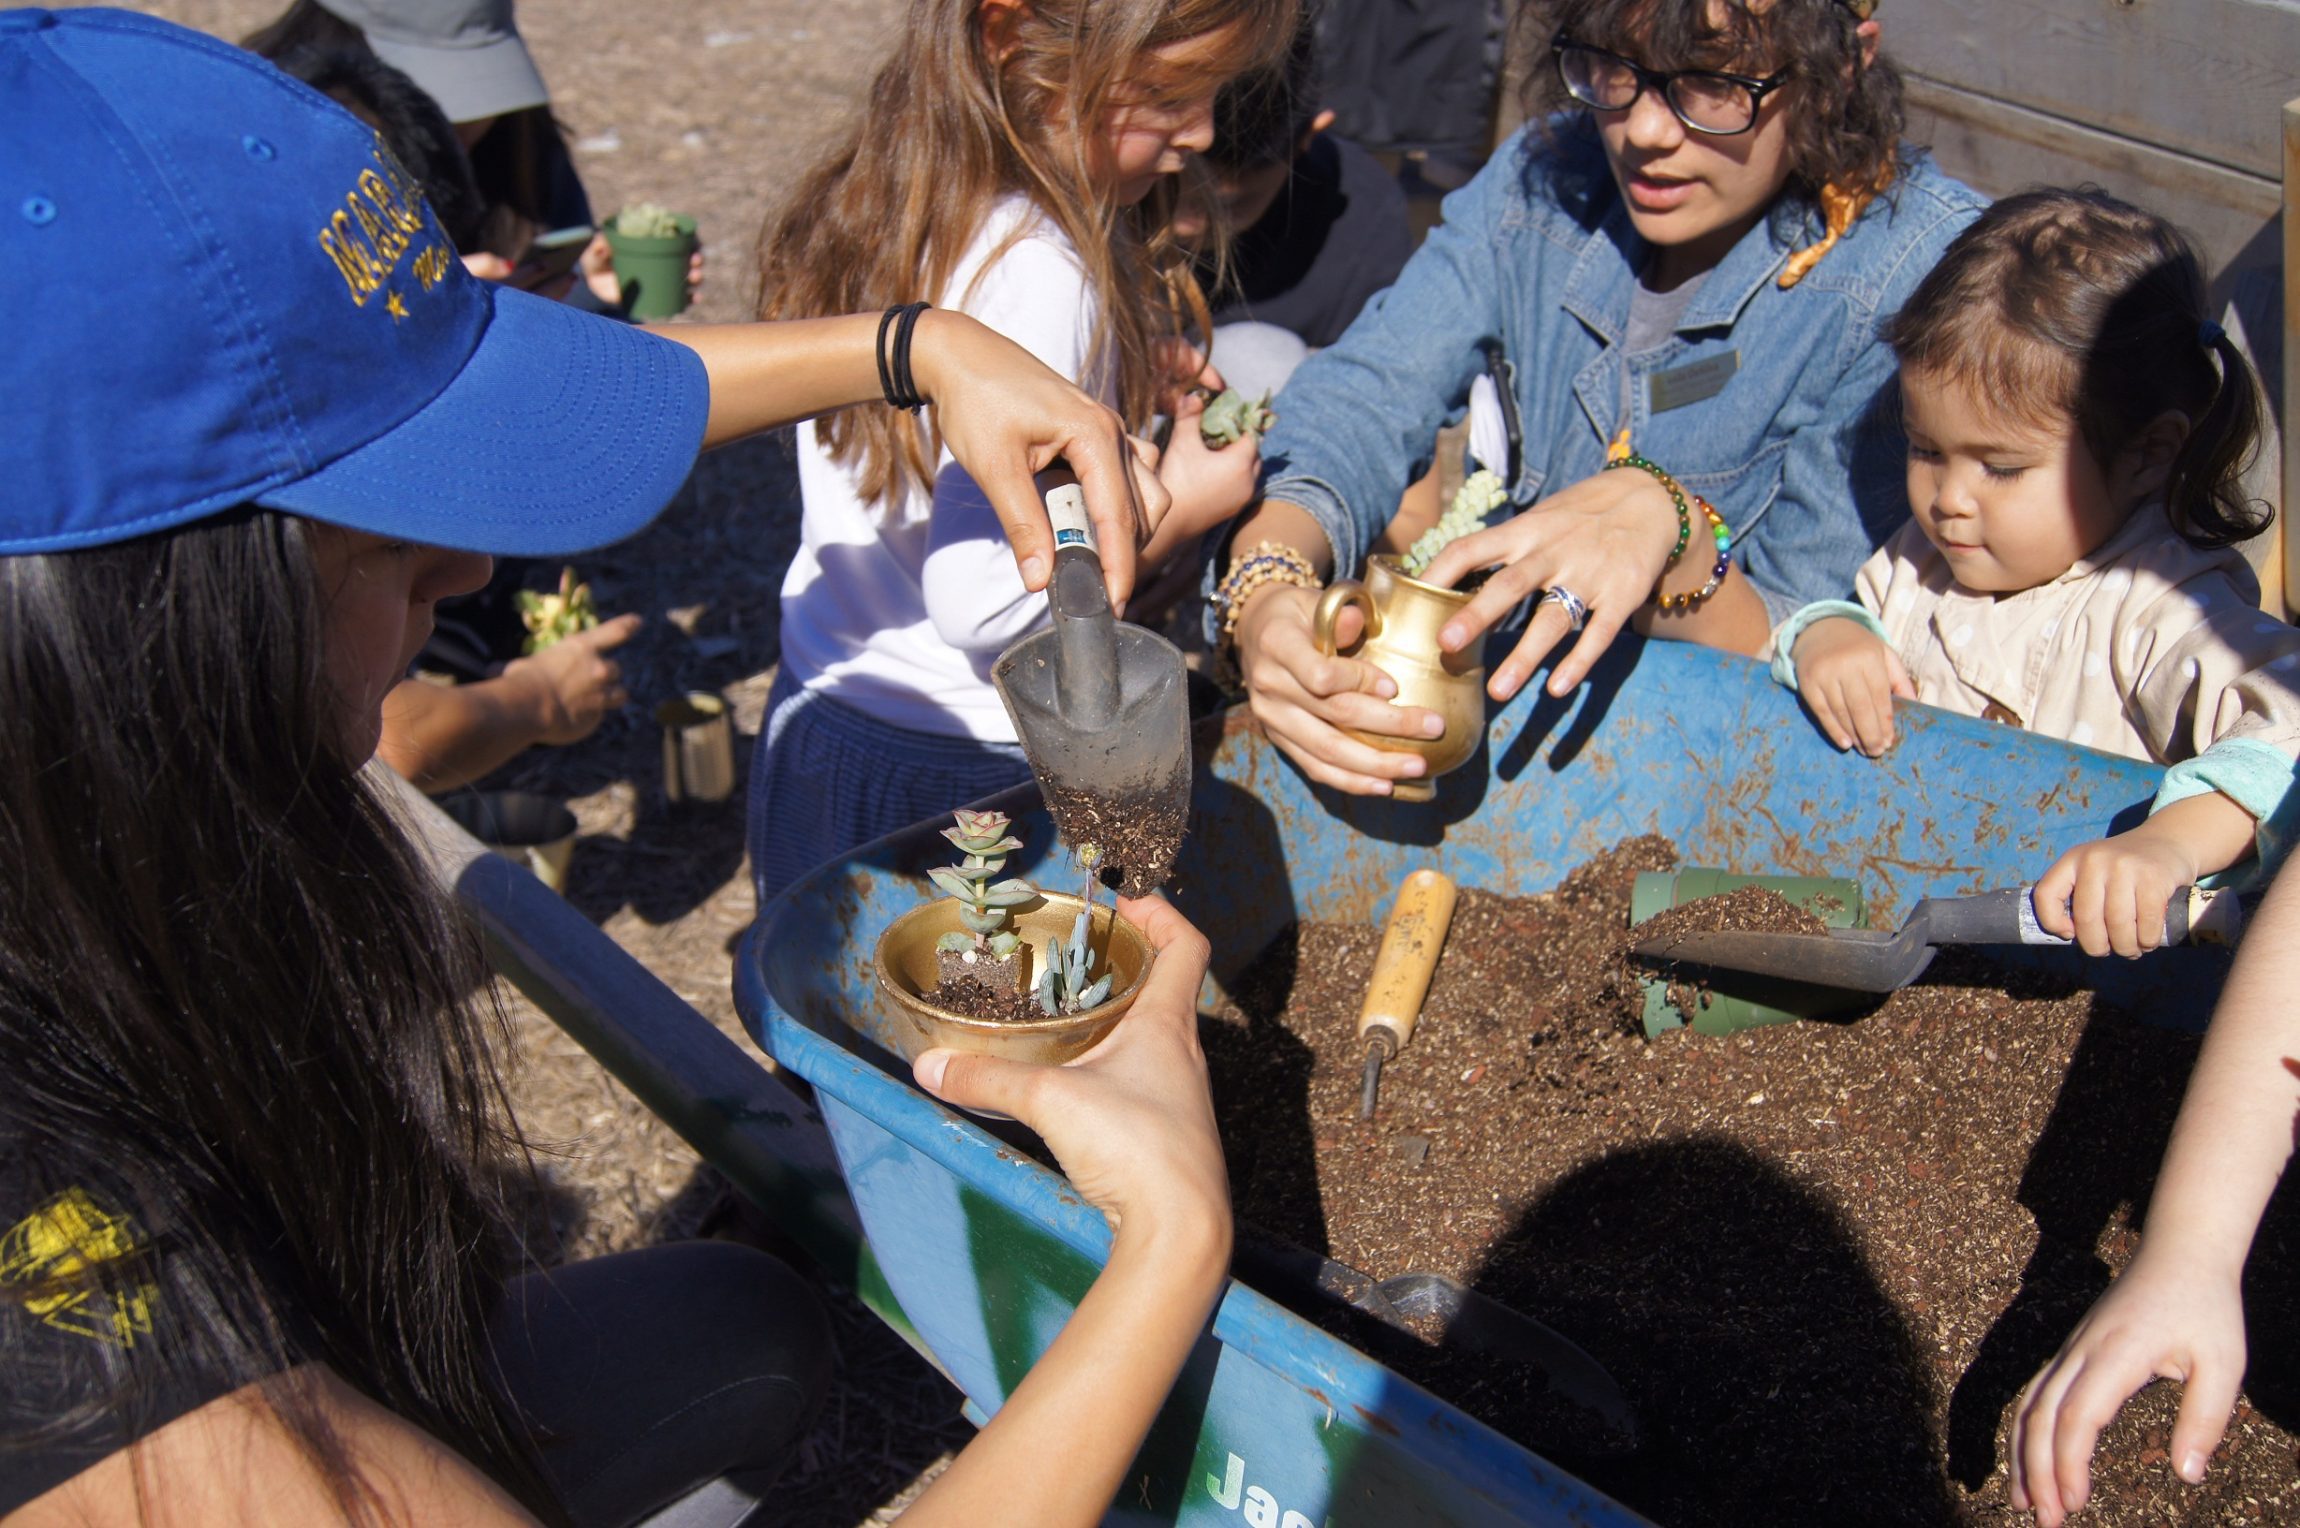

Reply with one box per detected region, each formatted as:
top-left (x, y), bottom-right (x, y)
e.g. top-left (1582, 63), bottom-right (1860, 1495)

top-left (1237, 118), bottom-right (1986, 627)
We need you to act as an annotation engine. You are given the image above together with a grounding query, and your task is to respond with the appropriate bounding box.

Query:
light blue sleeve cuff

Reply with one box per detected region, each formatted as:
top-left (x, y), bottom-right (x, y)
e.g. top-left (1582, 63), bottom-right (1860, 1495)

top-left (1769, 601), bottom-right (1886, 690)
top-left (2154, 736), bottom-right (2300, 889)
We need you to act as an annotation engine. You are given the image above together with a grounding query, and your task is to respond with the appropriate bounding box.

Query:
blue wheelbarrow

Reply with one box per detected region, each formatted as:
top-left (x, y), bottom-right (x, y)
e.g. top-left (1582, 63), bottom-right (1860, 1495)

top-left (734, 635), bottom-right (2223, 1526)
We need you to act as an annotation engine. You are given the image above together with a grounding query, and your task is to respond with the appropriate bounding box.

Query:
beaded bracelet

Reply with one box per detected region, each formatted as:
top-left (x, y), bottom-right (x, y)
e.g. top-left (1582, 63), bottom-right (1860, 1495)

top-left (1605, 455), bottom-right (1731, 610)
top-left (1656, 494), bottom-right (1731, 611)
top-left (1215, 541), bottom-right (1322, 654)
top-left (1605, 454), bottom-right (1691, 573)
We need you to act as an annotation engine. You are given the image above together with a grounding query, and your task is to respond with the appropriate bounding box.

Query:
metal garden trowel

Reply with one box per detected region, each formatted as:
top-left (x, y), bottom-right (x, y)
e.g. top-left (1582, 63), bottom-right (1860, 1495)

top-left (992, 465), bottom-right (1192, 896)
top-left (1634, 883), bottom-right (2243, 995)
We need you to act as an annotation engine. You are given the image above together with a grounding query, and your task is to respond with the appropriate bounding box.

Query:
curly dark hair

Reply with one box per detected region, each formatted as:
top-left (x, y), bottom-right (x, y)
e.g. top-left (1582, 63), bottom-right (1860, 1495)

top-left (1516, 0), bottom-right (1904, 204)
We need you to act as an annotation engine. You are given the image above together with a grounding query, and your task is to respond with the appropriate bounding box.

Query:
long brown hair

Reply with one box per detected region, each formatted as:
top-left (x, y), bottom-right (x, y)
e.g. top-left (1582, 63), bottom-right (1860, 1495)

top-left (755, 0), bottom-right (1295, 509)
top-left (0, 512), bottom-right (555, 1521)
top-left (1885, 188), bottom-right (2269, 549)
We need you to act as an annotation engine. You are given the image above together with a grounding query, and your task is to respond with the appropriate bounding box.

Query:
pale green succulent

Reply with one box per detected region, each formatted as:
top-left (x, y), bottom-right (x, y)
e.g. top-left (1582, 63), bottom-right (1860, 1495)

top-left (930, 808), bottom-right (1031, 960)
top-left (614, 202), bottom-right (684, 239)
top-left (1199, 388), bottom-right (1275, 449)
top-left (1035, 909), bottom-right (1113, 1016)
top-left (1399, 469), bottom-right (1510, 578)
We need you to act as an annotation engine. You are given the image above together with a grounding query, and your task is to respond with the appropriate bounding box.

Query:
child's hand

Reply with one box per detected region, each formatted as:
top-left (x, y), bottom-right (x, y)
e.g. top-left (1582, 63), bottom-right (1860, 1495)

top-left (2009, 1244), bottom-right (2246, 1527)
top-left (1792, 617), bottom-right (1913, 756)
top-left (1140, 393), bottom-right (1259, 569)
top-left (2034, 820), bottom-right (2203, 958)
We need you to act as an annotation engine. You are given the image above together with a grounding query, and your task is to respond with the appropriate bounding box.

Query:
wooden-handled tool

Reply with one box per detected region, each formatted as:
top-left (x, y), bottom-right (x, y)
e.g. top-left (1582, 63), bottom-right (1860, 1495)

top-left (1358, 868), bottom-right (1459, 1120)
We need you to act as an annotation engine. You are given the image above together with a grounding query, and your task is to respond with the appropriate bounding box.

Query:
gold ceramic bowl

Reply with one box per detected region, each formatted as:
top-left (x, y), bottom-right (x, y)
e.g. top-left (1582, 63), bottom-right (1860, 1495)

top-left (1313, 554), bottom-right (1491, 802)
top-left (872, 892), bottom-right (1154, 1067)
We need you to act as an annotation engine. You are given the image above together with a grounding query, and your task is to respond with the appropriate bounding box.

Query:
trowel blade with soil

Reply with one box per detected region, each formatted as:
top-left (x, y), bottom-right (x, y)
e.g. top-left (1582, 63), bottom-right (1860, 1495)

top-left (1634, 884), bottom-right (2238, 994)
top-left (991, 466), bottom-right (1193, 894)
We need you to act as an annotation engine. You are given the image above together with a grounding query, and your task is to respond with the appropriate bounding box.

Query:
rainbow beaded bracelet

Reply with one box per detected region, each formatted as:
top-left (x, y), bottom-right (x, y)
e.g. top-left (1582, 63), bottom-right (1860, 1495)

top-left (1605, 454), bottom-right (1731, 611)
top-left (1658, 494), bottom-right (1732, 612)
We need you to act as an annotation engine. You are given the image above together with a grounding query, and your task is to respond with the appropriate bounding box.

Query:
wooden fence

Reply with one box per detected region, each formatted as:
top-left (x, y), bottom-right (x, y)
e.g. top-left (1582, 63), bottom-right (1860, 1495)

top-left (1888, 0), bottom-right (2298, 609)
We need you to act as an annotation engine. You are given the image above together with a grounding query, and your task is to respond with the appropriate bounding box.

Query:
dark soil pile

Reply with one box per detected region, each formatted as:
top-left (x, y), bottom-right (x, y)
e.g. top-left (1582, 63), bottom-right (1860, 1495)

top-left (929, 977), bottom-right (1041, 1024)
top-left (1202, 839), bottom-right (2300, 1527)
top-left (1632, 883), bottom-right (1828, 943)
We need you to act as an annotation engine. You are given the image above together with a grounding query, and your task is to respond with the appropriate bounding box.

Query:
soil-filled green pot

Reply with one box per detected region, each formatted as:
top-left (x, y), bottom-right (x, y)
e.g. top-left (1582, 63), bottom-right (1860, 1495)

top-left (604, 214), bottom-right (696, 320)
top-left (1631, 869), bottom-right (1869, 1036)
top-left (873, 892), bottom-right (1153, 1070)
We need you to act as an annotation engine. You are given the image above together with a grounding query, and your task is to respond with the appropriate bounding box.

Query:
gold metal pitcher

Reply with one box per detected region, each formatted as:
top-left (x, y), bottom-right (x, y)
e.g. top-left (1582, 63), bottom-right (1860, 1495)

top-left (1313, 555), bottom-right (1489, 802)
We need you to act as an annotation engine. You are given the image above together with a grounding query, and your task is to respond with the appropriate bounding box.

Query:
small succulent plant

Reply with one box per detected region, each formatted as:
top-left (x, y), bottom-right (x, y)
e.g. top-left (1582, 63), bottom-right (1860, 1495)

top-left (516, 565), bottom-right (599, 654)
top-left (1399, 469), bottom-right (1510, 579)
top-left (613, 202), bottom-right (684, 239)
top-left (930, 809), bottom-right (1033, 963)
top-left (1036, 909), bottom-right (1113, 1016)
top-left (1199, 388), bottom-right (1275, 449)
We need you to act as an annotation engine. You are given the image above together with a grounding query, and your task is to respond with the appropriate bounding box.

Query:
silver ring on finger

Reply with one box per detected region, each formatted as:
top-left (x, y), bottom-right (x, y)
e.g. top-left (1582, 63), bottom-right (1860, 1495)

top-left (1538, 585), bottom-right (1589, 633)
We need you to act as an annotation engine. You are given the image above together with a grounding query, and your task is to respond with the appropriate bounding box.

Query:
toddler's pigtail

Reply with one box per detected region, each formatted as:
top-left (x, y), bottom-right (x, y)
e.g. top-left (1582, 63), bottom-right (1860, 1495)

top-left (2165, 322), bottom-right (2270, 549)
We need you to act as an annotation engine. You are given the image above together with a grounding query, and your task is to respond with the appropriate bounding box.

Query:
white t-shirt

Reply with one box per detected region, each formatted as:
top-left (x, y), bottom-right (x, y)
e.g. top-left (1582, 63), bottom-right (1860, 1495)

top-left (777, 196), bottom-right (1108, 741)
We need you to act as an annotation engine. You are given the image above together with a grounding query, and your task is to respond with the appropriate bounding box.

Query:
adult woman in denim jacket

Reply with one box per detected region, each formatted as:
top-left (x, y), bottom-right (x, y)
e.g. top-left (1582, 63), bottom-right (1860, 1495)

top-left (1220, 0), bottom-right (1986, 794)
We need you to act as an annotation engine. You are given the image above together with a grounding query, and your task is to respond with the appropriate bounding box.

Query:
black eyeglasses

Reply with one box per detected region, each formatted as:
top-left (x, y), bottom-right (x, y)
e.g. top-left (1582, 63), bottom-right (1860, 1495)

top-left (1551, 37), bottom-right (1792, 136)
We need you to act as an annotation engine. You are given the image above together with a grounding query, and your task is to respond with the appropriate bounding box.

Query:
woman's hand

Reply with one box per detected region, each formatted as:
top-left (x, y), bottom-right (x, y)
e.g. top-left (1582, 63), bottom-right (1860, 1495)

top-left (900, 900), bottom-right (1230, 1528)
top-left (2009, 1247), bottom-right (2246, 1527)
top-left (1418, 466), bottom-right (1683, 701)
top-left (910, 312), bottom-right (1170, 608)
top-left (912, 897), bottom-right (1228, 1243)
top-left (1233, 583), bottom-right (1444, 796)
top-left (1793, 618), bottom-right (1912, 756)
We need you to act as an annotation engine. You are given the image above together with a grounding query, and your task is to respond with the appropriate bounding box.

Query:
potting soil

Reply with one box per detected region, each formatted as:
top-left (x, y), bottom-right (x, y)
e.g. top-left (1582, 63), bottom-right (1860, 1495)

top-left (1039, 775), bottom-right (1188, 897)
top-left (1203, 836), bottom-right (2300, 1526)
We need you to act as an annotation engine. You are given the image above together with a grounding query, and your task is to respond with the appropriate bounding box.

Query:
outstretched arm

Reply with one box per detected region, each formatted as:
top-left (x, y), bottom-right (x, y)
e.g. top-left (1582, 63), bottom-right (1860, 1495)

top-left (2010, 855), bottom-right (2300, 1525)
top-left (377, 616), bottom-right (640, 793)
top-left (896, 898), bottom-right (1231, 1527)
top-left (656, 313), bottom-right (1166, 607)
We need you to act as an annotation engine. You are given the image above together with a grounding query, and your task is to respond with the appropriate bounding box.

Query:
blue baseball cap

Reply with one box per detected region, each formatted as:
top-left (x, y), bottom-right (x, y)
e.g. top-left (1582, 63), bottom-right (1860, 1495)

top-left (0, 7), bottom-right (709, 558)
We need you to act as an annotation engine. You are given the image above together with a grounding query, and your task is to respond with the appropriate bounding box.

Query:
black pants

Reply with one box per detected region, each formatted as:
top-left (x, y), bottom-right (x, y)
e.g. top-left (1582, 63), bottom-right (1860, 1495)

top-left (490, 1242), bottom-right (832, 1528)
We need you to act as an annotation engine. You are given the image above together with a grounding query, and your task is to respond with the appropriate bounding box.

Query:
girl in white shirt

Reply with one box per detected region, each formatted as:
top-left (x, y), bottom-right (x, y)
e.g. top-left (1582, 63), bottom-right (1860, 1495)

top-left (746, 0), bottom-right (1294, 900)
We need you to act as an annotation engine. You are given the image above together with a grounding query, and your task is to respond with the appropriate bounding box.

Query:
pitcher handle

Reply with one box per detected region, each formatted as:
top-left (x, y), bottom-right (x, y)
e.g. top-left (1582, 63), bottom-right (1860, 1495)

top-left (1313, 580), bottom-right (1377, 655)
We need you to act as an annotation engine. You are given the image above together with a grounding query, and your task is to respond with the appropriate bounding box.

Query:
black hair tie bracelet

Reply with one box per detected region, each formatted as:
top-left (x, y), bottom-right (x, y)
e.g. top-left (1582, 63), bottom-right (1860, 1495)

top-left (878, 301), bottom-right (932, 412)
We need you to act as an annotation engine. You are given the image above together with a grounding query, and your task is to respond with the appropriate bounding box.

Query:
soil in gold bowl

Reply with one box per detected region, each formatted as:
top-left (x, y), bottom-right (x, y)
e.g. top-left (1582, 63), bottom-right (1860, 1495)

top-left (874, 892), bottom-right (1154, 1066)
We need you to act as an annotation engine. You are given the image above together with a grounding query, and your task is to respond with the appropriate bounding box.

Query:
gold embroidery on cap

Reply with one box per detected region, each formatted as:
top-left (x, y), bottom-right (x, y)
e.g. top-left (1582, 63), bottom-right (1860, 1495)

top-left (320, 209), bottom-right (389, 304)
top-left (0, 1188), bottom-right (158, 1350)
top-left (412, 243), bottom-right (451, 291)
top-left (316, 134), bottom-right (439, 306)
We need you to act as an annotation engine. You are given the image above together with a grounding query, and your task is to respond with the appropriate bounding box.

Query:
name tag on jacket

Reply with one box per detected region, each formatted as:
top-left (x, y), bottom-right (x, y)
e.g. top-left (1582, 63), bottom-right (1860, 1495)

top-left (1649, 350), bottom-right (1739, 414)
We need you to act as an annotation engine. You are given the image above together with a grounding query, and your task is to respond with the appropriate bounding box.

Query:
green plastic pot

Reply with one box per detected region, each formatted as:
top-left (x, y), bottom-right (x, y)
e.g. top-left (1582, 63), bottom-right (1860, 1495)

top-left (604, 214), bottom-right (696, 320)
top-left (1631, 869), bottom-right (1870, 1037)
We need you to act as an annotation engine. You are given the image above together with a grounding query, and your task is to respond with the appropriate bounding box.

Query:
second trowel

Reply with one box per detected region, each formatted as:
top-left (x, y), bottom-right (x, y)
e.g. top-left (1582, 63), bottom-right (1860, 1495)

top-left (1634, 884), bottom-right (2243, 994)
top-left (992, 466), bottom-right (1192, 896)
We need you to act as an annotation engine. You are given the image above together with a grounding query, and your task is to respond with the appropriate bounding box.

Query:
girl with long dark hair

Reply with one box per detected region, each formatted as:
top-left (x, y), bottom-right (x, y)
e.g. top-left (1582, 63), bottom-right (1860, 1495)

top-left (1, 13), bottom-right (1220, 1526)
